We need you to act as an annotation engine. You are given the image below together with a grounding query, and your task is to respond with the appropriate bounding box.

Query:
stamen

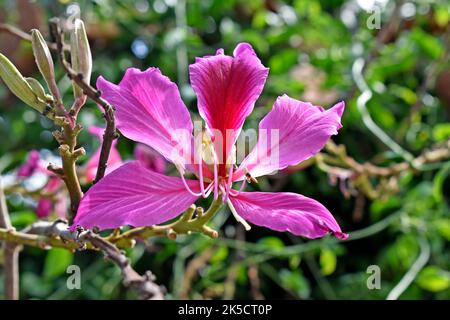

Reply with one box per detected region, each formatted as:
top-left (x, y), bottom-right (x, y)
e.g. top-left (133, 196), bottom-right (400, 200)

top-left (175, 163), bottom-right (203, 197)
top-left (197, 155), bottom-right (206, 197)
top-left (222, 162), bottom-right (234, 202)
top-left (227, 198), bottom-right (251, 231)
top-left (229, 179), bottom-right (246, 197)
top-left (244, 168), bottom-right (258, 184)
top-left (213, 152), bottom-right (219, 200)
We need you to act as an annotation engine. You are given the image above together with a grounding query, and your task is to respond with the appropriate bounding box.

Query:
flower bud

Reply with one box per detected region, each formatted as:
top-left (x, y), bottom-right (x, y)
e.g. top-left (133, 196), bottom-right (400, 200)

top-left (31, 29), bottom-right (60, 99)
top-left (70, 19), bottom-right (92, 98)
top-left (0, 53), bottom-right (46, 112)
top-left (25, 77), bottom-right (47, 103)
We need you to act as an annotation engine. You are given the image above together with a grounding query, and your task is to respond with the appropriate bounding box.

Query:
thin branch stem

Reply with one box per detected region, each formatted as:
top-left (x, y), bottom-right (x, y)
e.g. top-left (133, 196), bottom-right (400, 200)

top-left (79, 231), bottom-right (164, 299)
top-left (0, 23), bottom-right (70, 51)
top-left (0, 176), bottom-right (20, 300)
top-left (386, 235), bottom-right (430, 300)
top-left (49, 18), bottom-right (117, 184)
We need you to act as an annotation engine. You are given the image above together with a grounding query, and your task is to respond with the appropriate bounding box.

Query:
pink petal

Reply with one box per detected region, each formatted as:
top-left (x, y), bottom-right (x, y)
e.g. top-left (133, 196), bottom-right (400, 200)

top-left (85, 126), bottom-right (123, 182)
top-left (36, 198), bottom-right (53, 218)
top-left (229, 191), bottom-right (348, 239)
top-left (18, 150), bottom-right (41, 177)
top-left (234, 96), bottom-right (345, 180)
top-left (134, 143), bottom-right (166, 174)
top-left (96, 68), bottom-right (194, 168)
top-left (189, 43), bottom-right (269, 173)
top-left (72, 161), bottom-right (200, 231)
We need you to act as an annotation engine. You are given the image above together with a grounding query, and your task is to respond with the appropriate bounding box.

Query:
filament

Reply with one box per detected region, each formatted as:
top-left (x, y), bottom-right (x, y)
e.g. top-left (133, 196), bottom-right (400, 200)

top-left (175, 163), bottom-right (203, 197)
top-left (222, 162), bottom-right (235, 202)
top-left (227, 198), bottom-right (251, 231)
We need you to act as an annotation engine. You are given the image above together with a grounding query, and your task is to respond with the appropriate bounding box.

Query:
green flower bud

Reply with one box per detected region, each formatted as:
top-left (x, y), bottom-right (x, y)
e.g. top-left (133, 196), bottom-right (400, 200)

top-left (71, 19), bottom-right (92, 98)
top-left (31, 29), bottom-right (60, 97)
top-left (25, 77), bottom-right (47, 102)
top-left (0, 53), bottom-right (46, 112)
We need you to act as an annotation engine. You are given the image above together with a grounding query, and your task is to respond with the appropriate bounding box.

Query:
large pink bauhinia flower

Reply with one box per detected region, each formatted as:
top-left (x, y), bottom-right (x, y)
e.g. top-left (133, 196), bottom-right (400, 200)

top-left (72, 43), bottom-right (348, 240)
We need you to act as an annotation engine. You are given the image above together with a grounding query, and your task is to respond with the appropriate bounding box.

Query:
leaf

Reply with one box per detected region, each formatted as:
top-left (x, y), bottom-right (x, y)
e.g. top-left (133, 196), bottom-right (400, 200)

top-left (279, 269), bottom-right (310, 299)
top-left (44, 248), bottom-right (74, 280)
top-left (10, 210), bottom-right (37, 227)
top-left (210, 246), bottom-right (228, 263)
top-left (432, 124), bottom-right (450, 142)
top-left (320, 248), bottom-right (337, 276)
top-left (258, 236), bottom-right (285, 251)
top-left (416, 266), bottom-right (450, 292)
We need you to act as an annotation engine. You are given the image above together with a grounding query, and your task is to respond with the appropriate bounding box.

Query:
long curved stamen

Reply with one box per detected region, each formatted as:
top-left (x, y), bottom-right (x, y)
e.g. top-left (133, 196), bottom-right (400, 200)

top-left (226, 198), bottom-right (251, 231)
top-left (213, 152), bottom-right (219, 200)
top-left (197, 156), bottom-right (206, 197)
top-left (229, 179), bottom-right (246, 197)
top-left (203, 181), bottom-right (214, 197)
top-left (175, 163), bottom-right (203, 197)
top-left (222, 162), bottom-right (234, 202)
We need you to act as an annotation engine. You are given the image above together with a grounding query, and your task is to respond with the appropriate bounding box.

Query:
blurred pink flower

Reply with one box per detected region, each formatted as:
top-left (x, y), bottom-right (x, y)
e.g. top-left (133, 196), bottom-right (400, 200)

top-left (134, 143), bottom-right (166, 174)
top-left (73, 43), bottom-right (347, 240)
top-left (18, 150), bottom-right (66, 219)
top-left (17, 150), bottom-right (43, 177)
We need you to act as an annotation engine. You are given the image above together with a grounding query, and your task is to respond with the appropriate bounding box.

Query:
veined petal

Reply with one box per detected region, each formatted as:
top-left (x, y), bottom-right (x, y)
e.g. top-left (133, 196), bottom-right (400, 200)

top-left (73, 161), bottom-right (200, 231)
top-left (97, 67), bottom-right (194, 168)
top-left (234, 96), bottom-right (345, 180)
top-left (229, 191), bottom-right (348, 239)
top-left (189, 43), bottom-right (269, 172)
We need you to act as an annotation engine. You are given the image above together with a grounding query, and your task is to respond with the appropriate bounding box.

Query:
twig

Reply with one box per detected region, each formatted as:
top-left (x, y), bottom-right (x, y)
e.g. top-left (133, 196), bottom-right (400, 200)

top-left (179, 246), bottom-right (214, 299)
top-left (0, 175), bottom-right (20, 300)
top-left (110, 199), bottom-right (222, 248)
top-left (0, 23), bottom-right (69, 51)
top-left (352, 58), bottom-right (415, 164)
top-left (79, 231), bottom-right (164, 299)
top-left (49, 18), bottom-right (117, 184)
top-left (94, 106), bottom-right (117, 183)
top-left (386, 235), bottom-right (430, 300)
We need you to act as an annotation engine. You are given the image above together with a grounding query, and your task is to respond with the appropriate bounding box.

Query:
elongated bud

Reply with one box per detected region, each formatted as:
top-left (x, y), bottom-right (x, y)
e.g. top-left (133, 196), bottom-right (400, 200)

top-left (31, 29), bottom-right (61, 101)
top-left (71, 19), bottom-right (92, 98)
top-left (25, 77), bottom-right (47, 102)
top-left (0, 53), bottom-right (46, 112)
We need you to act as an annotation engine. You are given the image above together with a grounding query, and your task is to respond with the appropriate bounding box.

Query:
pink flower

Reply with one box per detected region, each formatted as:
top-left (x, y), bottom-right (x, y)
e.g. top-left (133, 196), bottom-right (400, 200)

top-left (134, 143), bottom-right (166, 174)
top-left (73, 43), bottom-right (348, 239)
top-left (84, 126), bottom-right (123, 182)
top-left (18, 150), bottom-right (67, 218)
top-left (17, 150), bottom-right (43, 177)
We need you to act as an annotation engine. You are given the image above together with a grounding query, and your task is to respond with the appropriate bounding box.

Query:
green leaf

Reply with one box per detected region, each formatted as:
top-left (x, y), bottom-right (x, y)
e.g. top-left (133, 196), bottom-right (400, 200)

top-left (210, 246), bottom-right (228, 263)
top-left (258, 236), bottom-right (285, 250)
top-left (10, 210), bottom-right (37, 227)
top-left (432, 123), bottom-right (450, 142)
top-left (320, 249), bottom-right (337, 276)
top-left (416, 266), bottom-right (450, 292)
top-left (411, 28), bottom-right (444, 59)
top-left (44, 248), bottom-right (73, 280)
top-left (279, 269), bottom-right (310, 299)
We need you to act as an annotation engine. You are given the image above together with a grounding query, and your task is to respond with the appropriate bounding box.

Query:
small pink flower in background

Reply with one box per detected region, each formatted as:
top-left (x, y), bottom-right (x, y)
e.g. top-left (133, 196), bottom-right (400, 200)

top-left (84, 126), bottom-right (123, 182)
top-left (17, 150), bottom-right (44, 177)
top-left (18, 150), bottom-right (67, 219)
top-left (134, 143), bottom-right (166, 174)
top-left (73, 43), bottom-right (347, 240)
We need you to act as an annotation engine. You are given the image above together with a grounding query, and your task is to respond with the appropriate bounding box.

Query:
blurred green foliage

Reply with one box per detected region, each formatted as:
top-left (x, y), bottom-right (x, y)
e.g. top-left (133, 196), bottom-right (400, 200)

top-left (0, 0), bottom-right (449, 300)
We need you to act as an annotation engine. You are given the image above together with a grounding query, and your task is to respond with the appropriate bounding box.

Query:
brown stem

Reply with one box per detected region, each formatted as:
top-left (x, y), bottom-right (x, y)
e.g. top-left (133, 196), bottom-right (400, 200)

top-left (0, 176), bottom-right (20, 300)
top-left (0, 23), bottom-right (70, 51)
top-left (80, 231), bottom-right (164, 299)
top-left (49, 18), bottom-right (117, 184)
top-left (94, 106), bottom-right (117, 183)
